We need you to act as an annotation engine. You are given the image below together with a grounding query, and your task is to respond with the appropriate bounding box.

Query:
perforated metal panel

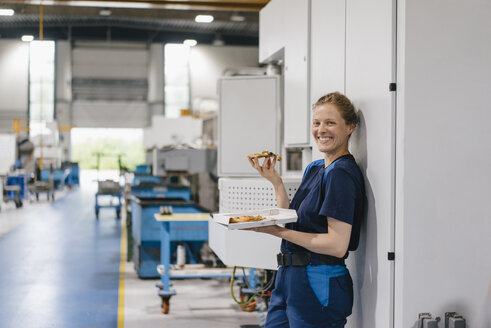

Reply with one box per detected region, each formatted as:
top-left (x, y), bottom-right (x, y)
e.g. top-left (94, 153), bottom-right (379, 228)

top-left (219, 178), bottom-right (301, 212)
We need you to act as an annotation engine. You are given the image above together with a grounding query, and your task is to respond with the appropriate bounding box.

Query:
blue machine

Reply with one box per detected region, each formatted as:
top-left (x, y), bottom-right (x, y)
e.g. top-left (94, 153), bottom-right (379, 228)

top-left (130, 197), bottom-right (206, 278)
top-left (2, 174), bottom-right (27, 208)
top-left (131, 184), bottom-right (191, 200)
top-left (6, 174), bottom-right (28, 200)
top-left (134, 164), bottom-right (152, 176)
top-left (40, 169), bottom-right (66, 190)
top-left (132, 174), bottom-right (163, 187)
top-left (63, 163), bottom-right (80, 187)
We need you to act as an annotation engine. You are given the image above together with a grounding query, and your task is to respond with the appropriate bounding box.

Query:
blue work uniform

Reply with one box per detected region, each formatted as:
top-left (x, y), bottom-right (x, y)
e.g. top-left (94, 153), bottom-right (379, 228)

top-left (265, 154), bottom-right (365, 328)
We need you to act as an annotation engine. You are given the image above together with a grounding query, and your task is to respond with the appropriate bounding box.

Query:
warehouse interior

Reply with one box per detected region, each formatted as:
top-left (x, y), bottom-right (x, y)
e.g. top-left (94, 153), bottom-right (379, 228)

top-left (1, 1), bottom-right (490, 328)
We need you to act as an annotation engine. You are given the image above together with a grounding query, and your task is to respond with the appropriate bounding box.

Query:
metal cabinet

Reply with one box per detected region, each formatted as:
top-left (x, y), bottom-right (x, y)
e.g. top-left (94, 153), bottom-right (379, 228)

top-left (217, 76), bottom-right (281, 177)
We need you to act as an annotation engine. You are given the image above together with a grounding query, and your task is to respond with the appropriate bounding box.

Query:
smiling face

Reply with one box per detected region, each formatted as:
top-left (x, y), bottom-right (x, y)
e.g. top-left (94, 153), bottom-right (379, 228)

top-left (312, 103), bottom-right (355, 158)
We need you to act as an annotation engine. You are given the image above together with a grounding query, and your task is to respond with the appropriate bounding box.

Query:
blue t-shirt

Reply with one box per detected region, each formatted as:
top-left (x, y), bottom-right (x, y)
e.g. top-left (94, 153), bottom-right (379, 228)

top-left (281, 154), bottom-right (365, 257)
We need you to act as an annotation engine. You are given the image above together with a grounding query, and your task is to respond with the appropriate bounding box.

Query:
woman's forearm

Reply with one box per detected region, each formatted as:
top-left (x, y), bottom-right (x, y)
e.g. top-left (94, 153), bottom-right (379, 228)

top-left (280, 229), bottom-right (346, 258)
top-left (265, 226), bottom-right (348, 258)
top-left (272, 179), bottom-right (290, 209)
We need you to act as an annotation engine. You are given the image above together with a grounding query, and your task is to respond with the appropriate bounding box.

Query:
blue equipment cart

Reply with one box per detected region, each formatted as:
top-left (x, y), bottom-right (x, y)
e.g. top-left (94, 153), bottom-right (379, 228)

top-left (126, 182), bottom-right (190, 262)
top-left (130, 197), bottom-right (202, 278)
top-left (1, 174), bottom-right (27, 209)
top-left (153, 206), bottom-right (209, 314)
top-left (95, 180), bottom-right (122, 219)
top-left (153, 207), bottom-right (248, 314)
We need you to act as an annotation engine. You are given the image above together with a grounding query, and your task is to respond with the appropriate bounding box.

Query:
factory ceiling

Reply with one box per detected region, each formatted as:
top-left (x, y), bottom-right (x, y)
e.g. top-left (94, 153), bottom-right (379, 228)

top-left (0, 0), bottom-right (269, 45)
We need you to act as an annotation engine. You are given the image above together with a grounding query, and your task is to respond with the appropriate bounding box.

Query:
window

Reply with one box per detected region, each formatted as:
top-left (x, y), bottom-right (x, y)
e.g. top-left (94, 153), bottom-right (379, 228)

top-left (164, 44), bottom-right (191, 118)
top-left (28, 40), bottom-right (55, 137)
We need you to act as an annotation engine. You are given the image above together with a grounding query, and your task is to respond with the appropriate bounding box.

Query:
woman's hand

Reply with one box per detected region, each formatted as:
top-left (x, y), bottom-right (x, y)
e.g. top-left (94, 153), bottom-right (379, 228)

top-left (246, 224), bottom-right (284, 237)
top-left (248, 156), bottom-right (281, 185)
top-left (248, 155), bottom-right (290, 208)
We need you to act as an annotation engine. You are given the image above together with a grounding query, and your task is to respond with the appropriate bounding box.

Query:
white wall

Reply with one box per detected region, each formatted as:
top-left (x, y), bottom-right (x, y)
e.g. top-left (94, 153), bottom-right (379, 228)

top-left (0, 134), bottom-right (16, 174)
top-left (395, 1), bottom-right (491, 327)
top-left (70, 42), bottom-right (150, 128)
top-left (189, 45), bottom-right (259, 112)
top-left (56, 41), bottom-right (72, 161)
top-left (72, 101), bottom-right (148, 128)
top-left (72, 44), bottom-right (148, 79)
top-left (148, 43), bottom-right (164, 117)
top-left (56, 41), bottom-right (72, 103)
top-left (0, 40), bottom-right (29, 132)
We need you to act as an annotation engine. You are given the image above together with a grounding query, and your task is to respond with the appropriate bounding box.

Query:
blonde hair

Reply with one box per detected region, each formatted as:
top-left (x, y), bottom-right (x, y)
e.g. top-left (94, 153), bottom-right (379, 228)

top-left (313, 92), bottom-right (359, 127)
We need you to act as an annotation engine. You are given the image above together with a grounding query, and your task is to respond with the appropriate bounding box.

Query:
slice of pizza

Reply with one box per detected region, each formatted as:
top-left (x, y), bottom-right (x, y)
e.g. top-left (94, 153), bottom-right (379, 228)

top-left (229, 215), bottom-right (267, 223)
top-left (248, 150), bottom-right (282, 161)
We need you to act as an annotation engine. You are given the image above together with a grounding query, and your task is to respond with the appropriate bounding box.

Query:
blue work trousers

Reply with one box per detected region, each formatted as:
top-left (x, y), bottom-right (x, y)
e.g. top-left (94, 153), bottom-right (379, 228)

top-left (265, 265), bottom-right (353, 328)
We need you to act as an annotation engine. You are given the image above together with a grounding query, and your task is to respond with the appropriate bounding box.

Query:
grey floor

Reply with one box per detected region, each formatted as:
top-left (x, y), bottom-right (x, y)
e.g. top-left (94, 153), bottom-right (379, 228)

top-left (123, 261), bottom-right (261, 328)
top-left (0, 171), bottom-right (262, 328)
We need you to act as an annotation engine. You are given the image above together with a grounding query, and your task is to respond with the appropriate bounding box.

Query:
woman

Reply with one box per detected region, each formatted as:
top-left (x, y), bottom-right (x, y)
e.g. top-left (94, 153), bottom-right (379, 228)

top-left (248, 92), bottom-right (365, 328)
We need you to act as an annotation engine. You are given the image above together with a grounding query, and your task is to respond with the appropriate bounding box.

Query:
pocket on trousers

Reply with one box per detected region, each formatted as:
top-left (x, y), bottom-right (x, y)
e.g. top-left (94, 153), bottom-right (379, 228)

top-left (305, 266), bottom-right (330, 307)
top-left (327, 274), bottom-right (354, 318)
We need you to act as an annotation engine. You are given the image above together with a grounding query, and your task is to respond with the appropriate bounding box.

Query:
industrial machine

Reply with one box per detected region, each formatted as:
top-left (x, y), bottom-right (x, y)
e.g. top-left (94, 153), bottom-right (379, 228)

top-left (148, 147), bottom-right (218, 212)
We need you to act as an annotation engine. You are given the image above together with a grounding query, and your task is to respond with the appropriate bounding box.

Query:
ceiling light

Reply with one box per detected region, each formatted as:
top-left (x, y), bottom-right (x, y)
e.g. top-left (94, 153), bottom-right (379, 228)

top-left (195, 15), bottom-right (214, 23)
top-left (212, 34), bottom-right (225, 46)
top-left (212, 39), bottom-right (225, 46)
top-left (230, 15), bottom-right (245, 22)
top-left (0, 9), bottom-right (14, 16)
top-left (183, 39), bottom-right (197, 47)
top-left (21, 35), bottom-right (34, 42)
top-left (99, 9), bottom-right (112, 16)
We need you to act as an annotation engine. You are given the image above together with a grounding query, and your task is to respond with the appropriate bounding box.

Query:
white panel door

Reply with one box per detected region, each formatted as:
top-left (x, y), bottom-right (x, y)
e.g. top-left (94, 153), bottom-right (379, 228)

top-left (218, 76), bottom-right (280, 177)
top-left (345, 0), bottom-right (396, 327)
top-left (310, 0), bottom-right (346, 162)
top-left (259, 0), bottom-right (286, 63)
top-left (283, 0), bottom-right (310, 146)
top-left (396, 1), bottom-right (491, 327)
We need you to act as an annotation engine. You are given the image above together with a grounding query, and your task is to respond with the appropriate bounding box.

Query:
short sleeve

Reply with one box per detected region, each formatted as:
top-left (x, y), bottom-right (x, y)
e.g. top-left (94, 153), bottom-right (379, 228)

top-left (319, 168), bottom-right (357, 225)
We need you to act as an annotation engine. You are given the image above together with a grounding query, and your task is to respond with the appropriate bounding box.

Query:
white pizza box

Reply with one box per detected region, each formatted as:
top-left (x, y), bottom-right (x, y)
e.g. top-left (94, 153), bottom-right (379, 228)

top-left (208, 218), bottom-right (281, 270)
top-left (211, 208), bottom-right (298, 230)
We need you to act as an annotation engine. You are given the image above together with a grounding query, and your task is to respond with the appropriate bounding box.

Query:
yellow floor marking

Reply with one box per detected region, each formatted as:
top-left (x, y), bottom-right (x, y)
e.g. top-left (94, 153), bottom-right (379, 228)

top-left (117, 206), bottom-right (127, 328)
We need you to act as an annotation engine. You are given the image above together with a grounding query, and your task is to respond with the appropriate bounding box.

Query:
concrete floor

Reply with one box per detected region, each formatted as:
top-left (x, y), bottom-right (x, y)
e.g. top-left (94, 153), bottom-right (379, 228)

top-left (122, 262), bottom-right (261, 328)
top-left (0, 170), bottom-right (262, 327)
